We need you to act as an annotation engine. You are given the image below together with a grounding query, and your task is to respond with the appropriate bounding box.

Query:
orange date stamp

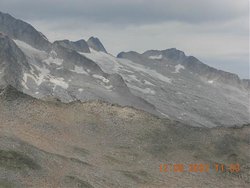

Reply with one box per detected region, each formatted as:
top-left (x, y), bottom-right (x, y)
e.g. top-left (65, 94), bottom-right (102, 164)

top-left (159, 163), bottom-right (240, 173)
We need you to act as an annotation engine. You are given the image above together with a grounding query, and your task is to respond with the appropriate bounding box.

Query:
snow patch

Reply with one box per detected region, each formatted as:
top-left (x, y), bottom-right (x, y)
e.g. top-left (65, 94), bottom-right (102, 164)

top-left (157, 110), bottom-right (169, 118)
top-left (149, 54), bottom-right (162, 60)
top-left (22, 65), bottom-right (50, 88)
top-left (22, 65), bottom-right (68, 90)
top-left (120, 60), bottom-right (172, 84)
top-left (49, 77), bottom-right (69, 89)
top-left (72, 66), bottom-right (89, 75)
top-left (43, 56), bottom-right (63, 66)
top-left (104, 85), bottom-right (113, 90)
top-left (129, 85), bottom-right (156, 95)
top-left (173, 64), bottom-right (185, 73)
top-left (92, 74), bottom-right (109, 83)
top-left (79, 49), bottom-right (123, 74)
top-left (144, 80), bottom-right (155, 86)
top-left (126, 75), bottom-right (140, 83)
top-left (208, 80), bottom-right (214, 84)
top-left (13, 40), bottom-right (46, 58)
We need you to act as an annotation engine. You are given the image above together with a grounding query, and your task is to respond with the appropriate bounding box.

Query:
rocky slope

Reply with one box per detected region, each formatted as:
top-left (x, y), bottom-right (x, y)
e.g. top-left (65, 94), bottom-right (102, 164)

top-left (0, 87), bottom-right (249, 188)
top-left (84, 49), bottom-right (249, 127)
top-left (87, 37), bottom-right (107, 53)
top-left (0, 12), bottom-right (50, 51)
top-left (54, 39), bottom-right (90, 53)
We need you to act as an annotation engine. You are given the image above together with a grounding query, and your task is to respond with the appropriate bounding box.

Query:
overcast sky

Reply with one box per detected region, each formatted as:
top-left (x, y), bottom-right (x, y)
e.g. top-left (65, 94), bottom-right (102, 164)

top-left (0, 0), bottom-right (249, 78)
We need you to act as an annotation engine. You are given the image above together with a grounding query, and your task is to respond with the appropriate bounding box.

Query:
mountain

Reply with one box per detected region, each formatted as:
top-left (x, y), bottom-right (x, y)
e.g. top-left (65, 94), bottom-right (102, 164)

top-left (0, 11), bottom-right (249, 127)
top-left (0, 33), bottom-right (30, 90)
top-left (0, 11), bottom-right (156, 116)
top-left (87, 36), bottom-right (107, 53)
top-left (120, 48), bottom-right (243, 88)
top-left (85, 49), bottom-right (249, 127)
top-left (54, 39), bottom-right (90, 53)
top-left (0, 11), bottom-right (249, 187)
top-left (0, 12), bottom-right (50, 51)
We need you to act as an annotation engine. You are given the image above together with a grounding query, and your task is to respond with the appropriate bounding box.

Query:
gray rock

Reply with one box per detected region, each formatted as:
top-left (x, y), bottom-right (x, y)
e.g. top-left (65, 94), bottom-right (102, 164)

top-left (0, 11), bottom-right (51, 51)
top-left (54, 39), bottom-right (90, 53)
top-left (0, 33), bottom-right (30, 90)
top-left (87, 36), bottom-right (107, 53)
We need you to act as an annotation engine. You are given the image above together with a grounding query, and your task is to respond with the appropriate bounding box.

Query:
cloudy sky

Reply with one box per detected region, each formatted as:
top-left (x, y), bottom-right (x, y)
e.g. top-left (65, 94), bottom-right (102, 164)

top-left (1, 0), bottom-right (249, 78)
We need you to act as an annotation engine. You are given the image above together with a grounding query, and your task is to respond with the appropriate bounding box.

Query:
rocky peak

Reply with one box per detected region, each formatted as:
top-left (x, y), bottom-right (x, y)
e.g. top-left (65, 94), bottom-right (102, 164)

top-left (142, 48), bottom-right (186, 62)
top-left (0, 11), bottom-right (51, 51)
top-left (161, 48), bottom-right (186, 60)
top-left (54, 39), bottom-right (90, 53)
top-left (87, 37), bottom-right (107, 53)
top-left (0, 34), bottom-right (30, 90)
top-left (117, 51), bottom-right (141, 59)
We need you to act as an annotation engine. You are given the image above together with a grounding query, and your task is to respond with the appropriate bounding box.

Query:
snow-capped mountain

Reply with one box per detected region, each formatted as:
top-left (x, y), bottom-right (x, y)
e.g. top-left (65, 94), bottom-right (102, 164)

top-left (0, 11), bottom-right (249, 127)
top-left (83, 49), bottom-right (249, 127)
top-left (0, 12), bottom-right (156, 115)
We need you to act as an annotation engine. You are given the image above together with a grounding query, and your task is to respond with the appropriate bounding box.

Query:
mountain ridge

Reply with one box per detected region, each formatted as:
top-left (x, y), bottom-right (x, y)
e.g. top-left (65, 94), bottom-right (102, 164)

top-left (118, 49), bottom-right (245, 89)
top-left (0, 11), bottom-right (249, 127)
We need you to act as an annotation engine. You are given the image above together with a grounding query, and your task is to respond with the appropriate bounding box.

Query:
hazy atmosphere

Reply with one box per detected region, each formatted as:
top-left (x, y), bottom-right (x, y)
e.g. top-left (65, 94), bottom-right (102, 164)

top-left (0, 1), bottom-right (250, 187)
top-left (0, 0), bottom-right (249, 78)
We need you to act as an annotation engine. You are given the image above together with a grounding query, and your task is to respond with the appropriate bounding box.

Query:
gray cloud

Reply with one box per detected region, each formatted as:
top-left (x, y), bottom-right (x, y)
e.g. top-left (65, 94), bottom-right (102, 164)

top-left (0, 0), bottom-right (249, 78)
top-left (1, 0), bottom-right (248, 24)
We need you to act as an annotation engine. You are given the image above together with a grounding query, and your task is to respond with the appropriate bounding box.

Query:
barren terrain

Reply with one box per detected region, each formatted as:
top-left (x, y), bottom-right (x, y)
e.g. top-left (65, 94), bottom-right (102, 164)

top-left (0, 87), bottom-right (249, 188)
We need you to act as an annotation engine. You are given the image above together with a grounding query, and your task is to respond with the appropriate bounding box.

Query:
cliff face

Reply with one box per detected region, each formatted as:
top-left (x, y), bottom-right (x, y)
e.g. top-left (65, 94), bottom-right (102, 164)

top-left (0, 12), bottom-right (51, 51)
top-left (87, 36), bottom-right (107, 53)
top-left (0, 33), bottom-right (30, 90)
top-left (54, 39), bottom-right (90, 53)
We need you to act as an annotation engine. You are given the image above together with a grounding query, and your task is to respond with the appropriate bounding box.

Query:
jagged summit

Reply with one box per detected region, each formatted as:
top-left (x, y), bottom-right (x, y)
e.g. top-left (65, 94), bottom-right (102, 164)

top-left (0, 11), bottom-right (51, 51)
top-left (143, 48), bottom-right (186, 60)
top-left (117, 51), bottom-right (141, 58)
top-left (87, 36), bottom-right (107, 53)
top-left (54, 39), bottom-right (90, 53)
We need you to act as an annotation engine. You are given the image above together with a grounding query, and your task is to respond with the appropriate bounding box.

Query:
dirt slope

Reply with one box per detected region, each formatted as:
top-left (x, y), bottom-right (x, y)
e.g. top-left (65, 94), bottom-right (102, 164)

top-left (0, 87), bottom-right (249, 188)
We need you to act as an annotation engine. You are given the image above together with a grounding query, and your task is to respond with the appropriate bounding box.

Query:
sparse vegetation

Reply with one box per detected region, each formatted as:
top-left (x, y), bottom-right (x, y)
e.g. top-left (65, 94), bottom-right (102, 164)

top-left (0, 150), bottom-right (40, 170)
top-left (64, 176), bottom-right (94, 188)
top-left (0, 87), bottom-right (249, 187)
top-left (0, 180), bottom-right (13, 188)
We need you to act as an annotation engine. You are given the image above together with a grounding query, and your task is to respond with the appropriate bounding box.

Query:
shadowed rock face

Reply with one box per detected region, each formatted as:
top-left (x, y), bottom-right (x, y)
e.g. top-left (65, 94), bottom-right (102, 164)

top-left (87, 36), bottom-right (107, 53)
top-left (0, 33), bottom-right (30, 90)
top-left (242, 79), bottom-right (250, 90)
top-left (0, 87), bottom-right (249, 188)
top-left (0, 12), bottom-right (51, 51)
top-left (54, 39), bottom-right (90, 53)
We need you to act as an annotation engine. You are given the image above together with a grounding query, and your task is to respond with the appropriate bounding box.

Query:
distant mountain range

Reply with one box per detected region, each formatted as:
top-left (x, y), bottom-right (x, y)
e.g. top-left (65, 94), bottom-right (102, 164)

top-left (0, 11), bottom-right (249, 127)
